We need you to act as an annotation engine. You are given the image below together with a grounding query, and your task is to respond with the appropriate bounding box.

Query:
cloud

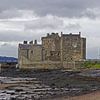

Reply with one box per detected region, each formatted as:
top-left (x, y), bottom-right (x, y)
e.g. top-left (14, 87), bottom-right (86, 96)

top-left (0, 42), bottom-right (18, 57)
top-left (0, 0), bottom-right (100, 18)
top-left (25, 15), bottom-right (64, 30)
top-left (0, 8), bottom-right (99, 58)
top-left (0, 9), bottom-right (37, 20)
top-left (64, 23), bottom-right (81, 30)
top-left (87, 47), bottom-right (99, 59)
top-left (0, 0), bottom-right (100, 58)
top-left (81, 8), bottom-right (100, 19)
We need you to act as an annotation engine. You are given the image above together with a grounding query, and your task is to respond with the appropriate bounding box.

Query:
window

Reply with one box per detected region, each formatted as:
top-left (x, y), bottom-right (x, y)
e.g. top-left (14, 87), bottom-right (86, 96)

top-left (71, 58), bottom-right (73, 60)
top-left (31, 50), bottom-right (33, 54)
top-left (58, 52), bottom-right (60, 56)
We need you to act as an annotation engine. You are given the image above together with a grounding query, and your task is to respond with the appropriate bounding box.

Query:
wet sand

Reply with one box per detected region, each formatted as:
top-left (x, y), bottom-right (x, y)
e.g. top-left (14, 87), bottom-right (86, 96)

top-left (50, 90), bottom-right (100, 100)
top-left (0, 84), bottom-right (16, 90)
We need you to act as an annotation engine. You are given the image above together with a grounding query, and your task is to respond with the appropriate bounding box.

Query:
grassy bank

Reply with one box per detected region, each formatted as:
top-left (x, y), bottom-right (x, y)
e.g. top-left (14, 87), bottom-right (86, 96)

top-left (83, 61), bottom-right (100, 69)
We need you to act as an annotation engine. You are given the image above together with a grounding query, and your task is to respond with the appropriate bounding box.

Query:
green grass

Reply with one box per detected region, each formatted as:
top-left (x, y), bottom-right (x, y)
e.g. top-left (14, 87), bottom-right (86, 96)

top-left (82, 61), bottom-right (100, 69)
top-left (93, 64), bottom-right (100, 68)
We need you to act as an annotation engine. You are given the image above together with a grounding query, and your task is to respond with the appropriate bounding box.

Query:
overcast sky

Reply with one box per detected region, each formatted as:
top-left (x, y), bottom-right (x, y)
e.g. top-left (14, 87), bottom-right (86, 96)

top-left (0, 0), bottom-right (100, 59)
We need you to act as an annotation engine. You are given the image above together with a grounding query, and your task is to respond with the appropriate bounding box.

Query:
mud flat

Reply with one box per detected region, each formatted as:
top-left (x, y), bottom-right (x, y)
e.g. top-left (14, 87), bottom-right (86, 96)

top-left (0, 69), bottom-right (100, 100)
top-left (48, 90), bottom-right (100, 100)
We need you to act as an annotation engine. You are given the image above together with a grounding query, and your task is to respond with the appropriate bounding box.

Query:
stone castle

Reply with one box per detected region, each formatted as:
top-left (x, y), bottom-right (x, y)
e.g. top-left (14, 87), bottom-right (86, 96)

top-left (18, 32), bottom-right (86, 69)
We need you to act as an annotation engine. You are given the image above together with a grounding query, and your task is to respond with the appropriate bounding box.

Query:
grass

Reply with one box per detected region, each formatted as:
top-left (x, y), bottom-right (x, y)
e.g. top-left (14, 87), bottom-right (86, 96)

top-left (93, 64), bottom-right (100, 68)
top-left (82, 61), bottom-right (100, 69)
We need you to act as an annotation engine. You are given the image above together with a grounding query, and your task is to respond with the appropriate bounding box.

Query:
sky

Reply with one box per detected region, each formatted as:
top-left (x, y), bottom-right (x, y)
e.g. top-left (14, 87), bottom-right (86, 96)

top-left (0, 0), bottom-right (100, 59)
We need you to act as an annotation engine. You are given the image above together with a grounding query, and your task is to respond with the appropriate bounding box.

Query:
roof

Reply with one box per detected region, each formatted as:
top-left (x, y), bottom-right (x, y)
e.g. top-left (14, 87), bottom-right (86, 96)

top-left (19, 44), bottom-right (31, 49)
top-left (19, 44), bottom-right (42, 50)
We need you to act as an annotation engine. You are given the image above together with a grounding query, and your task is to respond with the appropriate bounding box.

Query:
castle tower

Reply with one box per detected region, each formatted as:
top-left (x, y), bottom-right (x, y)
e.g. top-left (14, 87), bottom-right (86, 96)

top-left (42, 33), bottom-right (61, 61)
top-left (60, 32), bottom-right (86, 61)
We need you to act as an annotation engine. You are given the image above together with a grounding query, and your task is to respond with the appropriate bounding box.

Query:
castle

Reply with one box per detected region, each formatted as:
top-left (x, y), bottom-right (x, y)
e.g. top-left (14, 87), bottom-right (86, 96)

top-left (18, 32), bottom-right (86, 69)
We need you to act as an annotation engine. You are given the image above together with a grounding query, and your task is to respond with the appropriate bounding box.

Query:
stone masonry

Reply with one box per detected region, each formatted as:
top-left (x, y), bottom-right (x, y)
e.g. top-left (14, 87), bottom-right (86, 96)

top-left (18, 32), bottom-right (86, 69)
top-left (42, 33), bottom-right (61, 61)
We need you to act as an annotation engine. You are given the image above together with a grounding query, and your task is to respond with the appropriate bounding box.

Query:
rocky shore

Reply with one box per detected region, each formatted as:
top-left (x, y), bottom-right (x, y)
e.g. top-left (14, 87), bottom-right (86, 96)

top-left (0, 69), bottom-right (100, 100)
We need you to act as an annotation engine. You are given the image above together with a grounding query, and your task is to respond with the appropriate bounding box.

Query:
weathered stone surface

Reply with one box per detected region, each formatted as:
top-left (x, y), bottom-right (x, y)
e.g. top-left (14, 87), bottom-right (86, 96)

top-left (18, 32), bottom-right (86, 69)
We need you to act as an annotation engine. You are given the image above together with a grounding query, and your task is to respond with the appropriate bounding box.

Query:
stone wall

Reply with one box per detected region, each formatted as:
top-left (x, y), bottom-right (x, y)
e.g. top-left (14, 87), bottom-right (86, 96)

top-left (18, 32), bottom-right (86, 70)
top-left (81, 38), bottom-right (86, 59)
top-left (41, 32), bottom-right (86, 62)
top-left (29, 45), bottom-right (42, 62)
top-left (63, 61), bottom-right (84, 70)
top-left (61, 33), bottom-right (83, 61)
top-left (19, 61), bottom-right (62, 69)
top-left (19, 60), bottom-right (84, 70)
top-left (42, 33), bottom-right (61, 61)
top-left (18, 42), bottom-right (42, 67)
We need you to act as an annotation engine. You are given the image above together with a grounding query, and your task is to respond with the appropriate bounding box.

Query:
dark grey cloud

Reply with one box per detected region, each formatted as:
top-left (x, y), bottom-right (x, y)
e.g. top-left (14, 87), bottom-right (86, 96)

top-left (0, 31), bottom-right (40, 42)
top-left (0, 9), bottom-right (22, 19)
top-left (25, 15), bottom-right (64, 30)
top-left (0, 0), bottom-right (99, 58)
top-left (81, 8), bottom-right (100, 19)
top-left (0, 0), bottom-right (100, 18)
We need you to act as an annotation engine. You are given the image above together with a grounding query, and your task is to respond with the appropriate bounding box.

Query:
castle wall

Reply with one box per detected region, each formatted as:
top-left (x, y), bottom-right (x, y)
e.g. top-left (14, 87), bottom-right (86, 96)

top-left (18, 32), bottom-right (86, 70)
top-left (18, 42), bottom-right (42, 67)
top-left (19, 61), bottom-right (62, 69)
top-left (61, 33), bottom-right (82, 61)
top-left (28, 45), bottom-right (42, 62)
top-left (42, 33), bottom-right (61, 61)
top-left (19, 61), bottom-right (84, 70)
top-left (81, 38), bottom-right (86, 59)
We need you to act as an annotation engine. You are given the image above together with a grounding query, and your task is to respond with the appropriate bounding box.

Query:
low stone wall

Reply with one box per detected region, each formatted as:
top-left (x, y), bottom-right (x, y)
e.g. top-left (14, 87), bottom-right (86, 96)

top-left (19, 61), bottom-right (84, 70)
top-left (19, 61), bottom-right (62, 69)
top-left (63, 61), bottom-right (84, 70)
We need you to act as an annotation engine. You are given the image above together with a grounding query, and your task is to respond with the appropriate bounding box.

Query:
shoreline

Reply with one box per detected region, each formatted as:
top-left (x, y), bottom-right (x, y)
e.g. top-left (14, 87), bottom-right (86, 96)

top-left (48, 90), bottom-right (100, 100)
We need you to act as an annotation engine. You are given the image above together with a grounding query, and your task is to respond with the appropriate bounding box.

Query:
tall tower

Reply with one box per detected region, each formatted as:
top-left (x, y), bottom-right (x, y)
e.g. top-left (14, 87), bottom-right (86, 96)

top-left (60, 32), bottom-right (86, 61)
top-left (42, 33), bottom-right (61, 61)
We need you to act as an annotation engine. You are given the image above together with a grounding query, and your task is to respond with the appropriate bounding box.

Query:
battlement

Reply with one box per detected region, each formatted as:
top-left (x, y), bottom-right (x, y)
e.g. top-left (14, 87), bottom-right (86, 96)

top-left (21, 40), bottom-right (41, 46)
top-left (42, 32), bottom-right (60, 40)
top-left (61, 32), bottom-right (81, 37)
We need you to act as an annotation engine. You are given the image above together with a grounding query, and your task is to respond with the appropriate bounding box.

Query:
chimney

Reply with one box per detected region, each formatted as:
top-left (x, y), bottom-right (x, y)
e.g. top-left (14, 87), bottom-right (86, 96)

top-left (47, 33), bottom-right (50, 37)
top-left (61, 32), bottom-right (63, 36)
top-left (56, 33), bottom-right (58, 35)
top-left (70, 33), bottom-right (72, 35)
top-left (23, 41), bottom-right (27, 44)
top-left (34, 40), bottom-right (37, 45)
top-left (79, 32), bottom-right (81, 36)
top-left (29, 41), bottom-right (33, 44)
top-left (52, 32), bottom-right (55, 35)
